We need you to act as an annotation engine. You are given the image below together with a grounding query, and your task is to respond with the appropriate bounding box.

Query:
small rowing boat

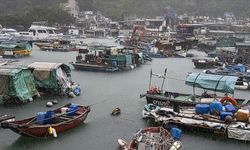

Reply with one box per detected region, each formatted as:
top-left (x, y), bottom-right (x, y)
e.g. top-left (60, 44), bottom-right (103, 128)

top-left (1, 103), bottom-right (90, 138)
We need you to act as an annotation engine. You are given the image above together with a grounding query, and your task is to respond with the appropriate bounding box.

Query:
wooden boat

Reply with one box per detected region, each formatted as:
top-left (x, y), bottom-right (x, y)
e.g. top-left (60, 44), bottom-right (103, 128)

top-left (0, 114), bottom-right (15, 123)
top-left (70, 62), bottom-right (119, 72)
top-left (38, 40), bottom-right (72, 52)
top-left (0, 41), bottom-right (32, 58)
top-left (140, 69), bottom-right (250, 107)
top-left (111, 107), bottom-right (121, 116)
top-left (1, 103), bottom-right (90, 138)
top-left (118, 127), bottom-right (181, 150)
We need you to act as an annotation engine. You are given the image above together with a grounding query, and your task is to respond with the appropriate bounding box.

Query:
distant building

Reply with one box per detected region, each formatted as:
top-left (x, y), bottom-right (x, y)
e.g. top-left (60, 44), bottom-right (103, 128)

top-left (62, 0), bottom-right (79, 18)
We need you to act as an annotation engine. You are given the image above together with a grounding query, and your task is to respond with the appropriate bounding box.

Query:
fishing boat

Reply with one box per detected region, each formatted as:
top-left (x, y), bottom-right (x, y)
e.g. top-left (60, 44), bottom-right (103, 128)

top-left (192, 58), bottom-right (222, 69)
top-left (142, 104), bottom-right (250, 141)
top-left (39, 40), bottom-right (72, 52)
top-left (118, 127), bottom-right (181, 150)
top-left (140, 69), bottom-right (250, 107)
top-left (27, 22), bottom-right (62, 41)
top-left (70, 44), bottom-right (145, 72)
top-left (1, 103), bottom-right (90, 138)
top-left (0, 41), bottom-right (32, 58)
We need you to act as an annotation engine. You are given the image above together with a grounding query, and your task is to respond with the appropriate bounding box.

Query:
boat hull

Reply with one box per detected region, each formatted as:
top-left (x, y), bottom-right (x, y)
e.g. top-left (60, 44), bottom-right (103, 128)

top-left (10, 114), bottom-right (88, 137)
top-left (71, 62), bottom-right (119, 72)
top-left (144, 92), bottom-right (248, 107)
top-left (145, 93), bottom-right (198, 107)
top-left (1, 104), bottom-right (90, 138)
top-left (193, 61), bottom-right (216, 69)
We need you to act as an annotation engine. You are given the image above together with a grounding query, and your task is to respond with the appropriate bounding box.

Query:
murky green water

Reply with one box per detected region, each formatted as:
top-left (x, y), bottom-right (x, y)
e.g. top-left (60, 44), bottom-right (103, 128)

top-left (0, 38), bottom-right (250, 150)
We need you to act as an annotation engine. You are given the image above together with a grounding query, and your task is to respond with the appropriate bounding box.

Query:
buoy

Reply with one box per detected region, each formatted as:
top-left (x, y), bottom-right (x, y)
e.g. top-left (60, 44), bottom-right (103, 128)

top-left (73, 86), bottom-right (81, 96)
top-left (48, 127), bottom-right (57, 137)
top-left (36, 93), bottom-right (41, 98)
top-left (224, 115), bottom-right (234, 123)
top-left (52, 128), bottom-right (57, 138)
top-left (28, 97), bottom-right (33, 102)
top-left (220, 97), bottom-right (237, 107)
top-left (48, 127), bottom-right (53, 135)
top-left (169, 141), bottom-right (182, 150)
top-left (52, 100), bottom-right (58, 104)
top-left (46, 102), bottom-right (53, 107)
top-left (68, 92), bottom-right (75, 98)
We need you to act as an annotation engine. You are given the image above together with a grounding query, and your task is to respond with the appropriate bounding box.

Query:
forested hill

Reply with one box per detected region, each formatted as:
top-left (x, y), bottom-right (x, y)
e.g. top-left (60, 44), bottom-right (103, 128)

top-left (0, 0), bottom-right (250, 19)
top-left (0, 0), bottom-right (250, 28)
top-left (0, 0), bottom-right (74, 28)
top-left (77, 0), bottom-right (250, 20)
top-left (0, 0), bottom-right (65, 15)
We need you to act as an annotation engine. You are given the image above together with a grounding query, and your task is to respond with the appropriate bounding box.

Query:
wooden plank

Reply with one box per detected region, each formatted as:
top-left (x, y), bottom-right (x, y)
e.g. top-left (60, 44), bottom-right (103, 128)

top-left (0, 115), bottom-right (15, 123)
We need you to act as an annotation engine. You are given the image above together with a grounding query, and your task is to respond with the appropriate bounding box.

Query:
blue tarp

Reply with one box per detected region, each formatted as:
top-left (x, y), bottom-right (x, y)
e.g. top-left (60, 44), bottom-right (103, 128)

top-left (185, 73), bottom-right (238, 94)
top-left (232, 64), bottom-right (247, 73)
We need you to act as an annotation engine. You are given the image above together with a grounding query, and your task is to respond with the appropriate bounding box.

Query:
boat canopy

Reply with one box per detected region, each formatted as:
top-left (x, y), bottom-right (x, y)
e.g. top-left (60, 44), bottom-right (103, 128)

top-left (28, 62), bottom-right (72, 94)
top-left (185, 73), bottom-right (238, 94)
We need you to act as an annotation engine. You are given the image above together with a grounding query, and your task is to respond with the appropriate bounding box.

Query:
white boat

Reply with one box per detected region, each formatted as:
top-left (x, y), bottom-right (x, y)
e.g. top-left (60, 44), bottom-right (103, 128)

top-left (28, 25), bottom-right (63, 41)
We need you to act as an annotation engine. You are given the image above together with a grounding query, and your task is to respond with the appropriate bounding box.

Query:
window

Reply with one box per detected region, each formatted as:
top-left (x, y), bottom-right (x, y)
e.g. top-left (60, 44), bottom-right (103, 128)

top-left (38, 30), bottom-right (43, 33)
top-left (29, 30), bottom-right (36, 36)
top-left (47, 30), bottom-right (54, 34)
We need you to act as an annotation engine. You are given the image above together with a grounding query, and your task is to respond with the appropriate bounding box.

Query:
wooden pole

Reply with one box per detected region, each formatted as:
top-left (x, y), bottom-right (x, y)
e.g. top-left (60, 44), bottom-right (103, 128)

top-left (149, 68), bottom-right (152, 90)
top-left (161, 68), bottom-right (167, 91)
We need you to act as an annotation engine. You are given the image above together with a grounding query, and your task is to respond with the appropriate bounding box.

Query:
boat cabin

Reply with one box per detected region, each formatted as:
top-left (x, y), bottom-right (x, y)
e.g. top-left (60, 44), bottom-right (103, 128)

top-left (28, 25), bottom-right (61, 41)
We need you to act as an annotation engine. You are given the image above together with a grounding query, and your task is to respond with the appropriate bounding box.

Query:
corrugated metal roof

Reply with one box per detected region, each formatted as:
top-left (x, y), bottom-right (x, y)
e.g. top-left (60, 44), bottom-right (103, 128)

top-left (28, 62), bottom-right (63, 71)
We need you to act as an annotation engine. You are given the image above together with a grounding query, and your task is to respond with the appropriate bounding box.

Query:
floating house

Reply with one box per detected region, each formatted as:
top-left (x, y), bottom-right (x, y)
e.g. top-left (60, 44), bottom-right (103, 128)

top-left (0, 67), bottom-right (39, 104)
top-left (28, 62), bottom-right (73, 95)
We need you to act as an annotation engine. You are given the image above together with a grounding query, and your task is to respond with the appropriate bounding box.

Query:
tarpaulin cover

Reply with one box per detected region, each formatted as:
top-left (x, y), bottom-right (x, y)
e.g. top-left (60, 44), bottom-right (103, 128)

top-left (28, 62), bottom-right (71, 94)
top-left (0, 41), bottom-right (32, 51)
top-left (185, 73), bottom-right (238, 94)
top-left (228, 127), bottom-right (250, 141)
top-left (0, 68), bottom-right (38, 104)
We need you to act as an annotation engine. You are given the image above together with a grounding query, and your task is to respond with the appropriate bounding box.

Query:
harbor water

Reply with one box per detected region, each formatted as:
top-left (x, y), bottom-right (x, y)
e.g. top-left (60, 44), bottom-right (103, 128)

top-left (0, 39), bottom-right (250, 150)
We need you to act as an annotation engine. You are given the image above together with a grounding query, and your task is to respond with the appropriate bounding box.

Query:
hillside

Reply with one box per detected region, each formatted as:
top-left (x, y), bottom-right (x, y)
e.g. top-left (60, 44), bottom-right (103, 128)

top-left (77, 0), bottom-right (250, 20)
top-left (0, 0), bottom-right (250, 27)
top-left (0, 0), bottom-right (74, 28)
top-left (0, 0), bottom-right (65, 15)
